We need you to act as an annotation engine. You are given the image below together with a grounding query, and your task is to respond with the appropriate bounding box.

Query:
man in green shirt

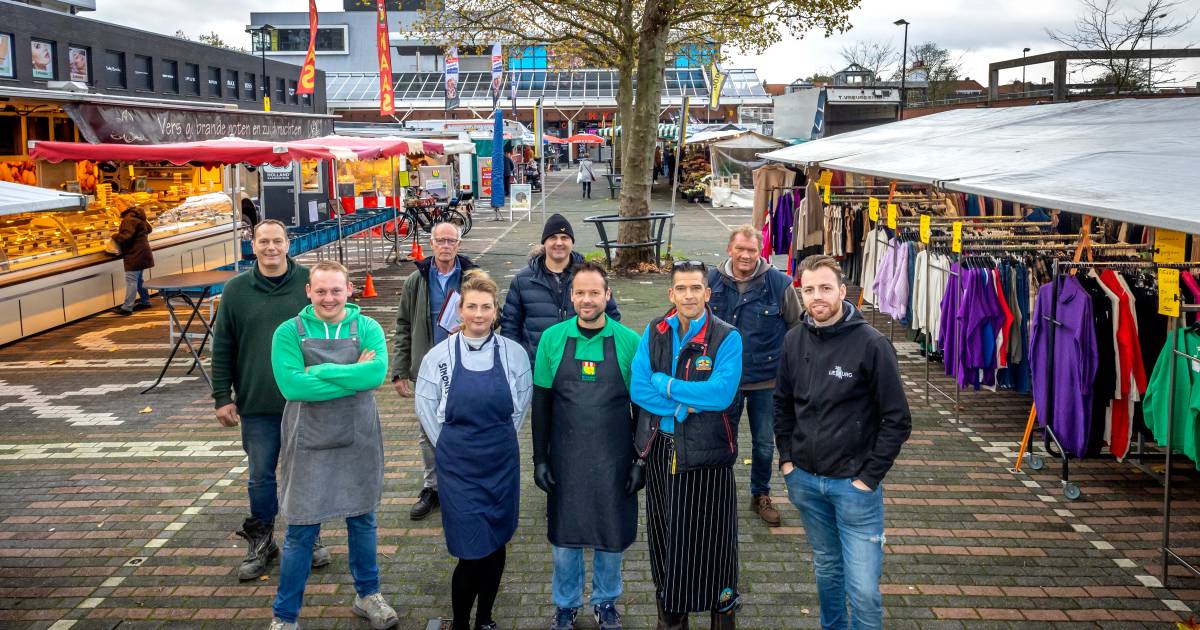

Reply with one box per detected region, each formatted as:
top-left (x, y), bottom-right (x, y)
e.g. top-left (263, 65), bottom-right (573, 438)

top-left (531, 261), bottom-right (643, 630)
top-left (210, 220), bottom-right (328, 580)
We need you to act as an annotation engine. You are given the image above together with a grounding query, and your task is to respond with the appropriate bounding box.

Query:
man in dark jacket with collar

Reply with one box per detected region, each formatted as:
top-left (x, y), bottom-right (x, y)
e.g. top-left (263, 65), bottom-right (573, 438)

top-left (775, 255), bottom-right (911, 630)
top-left (212, 220), bottom-right (328, 581)
top-left (707, 225), bottom-right (803, 528)
top-left (391, 222), bottom-right (477, 521)
top-left (501, 213), bottom-right (620, 361)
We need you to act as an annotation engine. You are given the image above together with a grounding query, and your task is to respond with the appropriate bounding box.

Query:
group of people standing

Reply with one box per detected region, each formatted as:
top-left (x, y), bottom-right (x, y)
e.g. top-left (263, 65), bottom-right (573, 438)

top-left (211, 214), bottom-right (912, 630)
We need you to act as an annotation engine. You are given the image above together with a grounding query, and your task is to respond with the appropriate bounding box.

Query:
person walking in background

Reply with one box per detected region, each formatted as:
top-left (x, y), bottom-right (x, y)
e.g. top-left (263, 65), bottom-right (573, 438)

top-left (211, 219), bottom-right (328, 581)
top-left (663, 147), bottom-right (677, 185)
top-left (577, 156), bottom-right (596, 199)
top-left (392, 222), bottom-right (478, 522)
top-left (417, 270), bottom-right (533, 630)
top-left (708, 225), bottom-right (804, 527)
top-left (653, 146), bottom-right (662, 184)
top-left (532, 262), bottom-right (643, 630)
top-left (111, 204), bottom-right (154, 315)
top-left (775, 255), bottom-right (912, 630)
top-left (268, 261), bottom-right (396, 630)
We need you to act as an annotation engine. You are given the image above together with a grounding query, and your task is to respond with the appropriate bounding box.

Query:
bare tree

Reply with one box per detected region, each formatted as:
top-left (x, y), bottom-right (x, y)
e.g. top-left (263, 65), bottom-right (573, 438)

top-left (898, 42), bottom-right (963, 101)
top-left (1047, 0), bottom-right (1196, 93)
top-left (840, 41), bottom-right (897, 83)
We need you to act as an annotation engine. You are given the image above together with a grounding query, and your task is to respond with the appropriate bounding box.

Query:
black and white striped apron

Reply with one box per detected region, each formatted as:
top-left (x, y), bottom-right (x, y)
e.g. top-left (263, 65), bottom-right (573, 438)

top-left (645, 433), bottom-right (739, 614)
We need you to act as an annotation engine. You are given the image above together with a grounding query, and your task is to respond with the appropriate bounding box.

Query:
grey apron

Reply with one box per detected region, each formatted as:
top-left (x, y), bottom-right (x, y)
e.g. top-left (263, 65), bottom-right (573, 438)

top-left (279, 317), bottom-right (384, 525)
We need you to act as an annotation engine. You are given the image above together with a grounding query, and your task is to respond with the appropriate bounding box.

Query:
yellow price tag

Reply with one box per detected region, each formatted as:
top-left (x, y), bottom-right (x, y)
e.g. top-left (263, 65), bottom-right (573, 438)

top-left (818, 170), bottom-right (833, 188)
top-left (919, 214), bottom-right (931, 244)
top-left (868, 197), bottom-right (880, 222)
top-left (1159, 268), bottom-right (1181, 317)
top-left (886, 203), bottom-right (898, 229)
top-left (952, 221), bottom-right (963, 253)
top-left (822, 184), bottom-right (831, 204)
top-left (127, 165), bottom-right (136, 178)
top-left (1155, 229), bottom-right (1187, 263)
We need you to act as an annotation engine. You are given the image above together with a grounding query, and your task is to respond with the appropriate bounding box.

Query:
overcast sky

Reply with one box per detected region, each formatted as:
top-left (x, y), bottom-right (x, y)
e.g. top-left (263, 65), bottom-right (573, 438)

top-left (90, 0), bottom-right (1200, 87)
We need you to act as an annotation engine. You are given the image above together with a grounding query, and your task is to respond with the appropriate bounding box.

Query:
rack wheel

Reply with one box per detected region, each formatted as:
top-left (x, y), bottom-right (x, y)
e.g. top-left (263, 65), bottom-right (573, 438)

top-left (1063, 483), bottom-right (1081, 500)
top-left (1028, 454), bottom-right (1045, 471)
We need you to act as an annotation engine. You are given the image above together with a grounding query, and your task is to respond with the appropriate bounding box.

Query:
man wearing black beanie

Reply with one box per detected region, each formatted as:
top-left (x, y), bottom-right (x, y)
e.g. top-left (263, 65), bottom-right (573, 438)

top-left (501, 213), bottom-right (621, 361)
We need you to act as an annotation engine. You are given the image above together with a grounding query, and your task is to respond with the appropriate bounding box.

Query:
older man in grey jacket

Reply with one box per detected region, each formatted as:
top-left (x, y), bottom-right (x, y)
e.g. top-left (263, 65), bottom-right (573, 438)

top-left (392, 222), bottom-right (477, 521)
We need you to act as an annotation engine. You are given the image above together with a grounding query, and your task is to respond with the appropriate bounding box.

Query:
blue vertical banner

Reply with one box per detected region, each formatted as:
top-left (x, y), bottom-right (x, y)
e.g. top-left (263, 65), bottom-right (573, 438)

top-left (490, 43), bottom-right (503, 109)
top-left (491, 108), bottom-right (505, 209)
top-left (444, 46), bottom-right (460, 110)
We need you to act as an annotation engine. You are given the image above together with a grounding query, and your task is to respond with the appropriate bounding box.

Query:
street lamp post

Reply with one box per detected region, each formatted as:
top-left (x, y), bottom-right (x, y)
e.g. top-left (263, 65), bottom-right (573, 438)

top-left (1022, 47), bottom-right (1031, 93)
top-left (894, 19), bottom-right (909, 120)
top-left (1147, 12), bottom-right (1167, 92)
top-left (245, 24), bottom-right (275, 111)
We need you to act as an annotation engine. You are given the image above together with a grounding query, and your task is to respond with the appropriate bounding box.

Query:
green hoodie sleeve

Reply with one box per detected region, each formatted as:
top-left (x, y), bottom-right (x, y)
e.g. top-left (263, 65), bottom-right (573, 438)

top-left (308, 316), bottom-right (390, 391)
top-left (271, 320), bottom-right (357, 402)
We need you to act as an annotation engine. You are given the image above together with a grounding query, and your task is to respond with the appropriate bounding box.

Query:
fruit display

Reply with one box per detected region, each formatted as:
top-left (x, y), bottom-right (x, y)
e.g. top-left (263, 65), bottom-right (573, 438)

top-left (677, 150), bottom-right (711, 190)
top-left (0, 161), bottom-right (38, 186)
top-left (74, 161), bottom-right (99, 193)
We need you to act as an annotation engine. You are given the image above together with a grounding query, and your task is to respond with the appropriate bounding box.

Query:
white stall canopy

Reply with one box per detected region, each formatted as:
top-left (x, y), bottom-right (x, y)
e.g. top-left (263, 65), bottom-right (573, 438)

top-left (761, 99), bottom-right (1200, 234)
top-left (0, 180), bottom-right (86, 215)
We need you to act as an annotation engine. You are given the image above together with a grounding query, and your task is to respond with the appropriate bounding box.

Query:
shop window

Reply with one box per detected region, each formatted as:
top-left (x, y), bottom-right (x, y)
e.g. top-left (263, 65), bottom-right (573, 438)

top-left (0, 117), bottom-right (20, 155)
top-left (288, 80), bottom-right (298, 104)
top-left (300, 160), bottom-right (321, 192)
top-left (257, 26), bottom-right (348, 54)
top-left (51, 117), bottom-right (76, 142)
top-left (103, 50), bottom-right (126, 89)
top-left (161, 59), bottom-right (179, 93)
top-left (133, 54), bottom-right (153, 91)
top-left (30, 39), bottom-right (56, 81)
top-left (243, 73), bottom-right (256, 101)
top-left (67, 45), bottom-right (90, 83)
top-left (27, 116), bottom-right (51, 142)
top-left (512, 45), bottom-right (548, 70)
top-left (0, 33), bottom-right (14, 79)
top-left (207, 66), bottom-right (221, 97)
top-left (183, 63), bottom-right (200, 95)
top-left (276, 77), bottom-right (287, 103)
top-left (225, 70), bottom-right (238, 99)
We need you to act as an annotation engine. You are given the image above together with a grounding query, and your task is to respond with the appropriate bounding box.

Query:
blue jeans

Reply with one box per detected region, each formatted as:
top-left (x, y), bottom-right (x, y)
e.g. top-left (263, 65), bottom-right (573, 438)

top-left (272, 511), bottom-right (380, 623)
top-left (551, 546), bottom-right (623, 609)
top-left (240, 414), bottom-right (282, 524)
top-left (733, 389), bottom-right (776, 496)
top-left (121, 270), bottom-right (151, 311)
top-left (784, 468), bottom-right (885, 630)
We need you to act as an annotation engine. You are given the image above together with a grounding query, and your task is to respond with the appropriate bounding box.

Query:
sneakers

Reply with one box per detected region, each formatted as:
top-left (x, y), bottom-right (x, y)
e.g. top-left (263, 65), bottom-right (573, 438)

top-left (235, 517), bottom-right (279, 581)
top-left (475, 624), bottom-right (498, 630)
top-left (132, 301), bottom-right (153, 311)
top-left (311, 537), bottom-right (330, 568)
top-left (268, 618), bottom-right (298, 630)
top-left (352, 592), bottom-right (399, 629)
top-left (594, 602), bottom-right (623, 630)
top-left (551, 607), bottom-right (578, 630)
top-left (410, 488), bottom-right (439, 521)
top-left (751, 495), bottom-right (781, 527)
top-left (111, 307), bottom-right (133, 316)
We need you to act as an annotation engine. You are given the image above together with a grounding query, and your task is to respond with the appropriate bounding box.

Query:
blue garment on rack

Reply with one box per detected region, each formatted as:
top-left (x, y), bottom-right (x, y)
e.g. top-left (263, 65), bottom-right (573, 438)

top-left (771, 191), bottom-right (796, 255)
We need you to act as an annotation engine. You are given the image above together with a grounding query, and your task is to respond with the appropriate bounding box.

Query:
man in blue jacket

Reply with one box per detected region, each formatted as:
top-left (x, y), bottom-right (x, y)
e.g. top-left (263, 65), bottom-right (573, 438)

top-left (501, 214), bottom-right (620, 361)
top-left (707, 225), bottom-right (803, 527)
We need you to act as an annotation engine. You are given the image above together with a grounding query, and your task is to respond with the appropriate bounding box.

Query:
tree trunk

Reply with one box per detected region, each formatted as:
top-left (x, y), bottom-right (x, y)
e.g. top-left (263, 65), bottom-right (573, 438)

top-left (616, 58), bottom-right (634, 176)
top-left (615, 0), bottom-right (673, 269)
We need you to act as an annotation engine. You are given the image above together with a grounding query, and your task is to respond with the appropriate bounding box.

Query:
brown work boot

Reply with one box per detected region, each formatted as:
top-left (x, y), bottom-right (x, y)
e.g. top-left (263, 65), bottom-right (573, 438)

top-left (751, 495), bottom-right (781, 527)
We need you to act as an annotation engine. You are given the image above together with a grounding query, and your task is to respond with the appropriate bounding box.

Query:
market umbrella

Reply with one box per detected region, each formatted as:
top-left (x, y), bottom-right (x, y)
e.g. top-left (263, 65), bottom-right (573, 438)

top-left (565, 133), bottom-right (604, 144)
top-left (491, 108), bottom-right (505, 210)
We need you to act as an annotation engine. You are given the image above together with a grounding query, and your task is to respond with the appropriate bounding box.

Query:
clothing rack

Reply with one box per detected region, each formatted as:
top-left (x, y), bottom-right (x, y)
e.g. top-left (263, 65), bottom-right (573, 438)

top-left (1034, 259), bottom-right (1187, 500)
top-left (1161, 302), bottom-right (1200, 587)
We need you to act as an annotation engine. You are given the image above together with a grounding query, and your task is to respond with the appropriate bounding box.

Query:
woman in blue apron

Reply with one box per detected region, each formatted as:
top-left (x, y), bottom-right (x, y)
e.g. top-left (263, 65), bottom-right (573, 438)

top-left (415, 270), bottom-right (533, 630)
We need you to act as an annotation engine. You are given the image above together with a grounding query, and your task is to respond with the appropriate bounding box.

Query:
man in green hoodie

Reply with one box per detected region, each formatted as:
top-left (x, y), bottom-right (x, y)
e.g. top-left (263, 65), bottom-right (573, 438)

top-left (268, 260), bottom-right (396, 630)
top-left (211, 220), bottom-right (328, 581)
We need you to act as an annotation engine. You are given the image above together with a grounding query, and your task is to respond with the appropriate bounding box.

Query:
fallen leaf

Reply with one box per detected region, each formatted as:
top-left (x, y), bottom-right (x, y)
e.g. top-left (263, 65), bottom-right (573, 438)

top-left (139, 407), bottom-right (153, 414)
top-left (259, 575), bottom-right (269, 581)
top-left (742, 459), bottom-right (752, 465)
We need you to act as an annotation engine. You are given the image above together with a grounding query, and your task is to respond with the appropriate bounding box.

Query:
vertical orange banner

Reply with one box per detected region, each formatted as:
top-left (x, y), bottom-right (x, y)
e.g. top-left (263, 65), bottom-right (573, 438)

top-left (297, 0), bottom-right (318, 95)
top-left (376, 0), bottom-right (395, 115)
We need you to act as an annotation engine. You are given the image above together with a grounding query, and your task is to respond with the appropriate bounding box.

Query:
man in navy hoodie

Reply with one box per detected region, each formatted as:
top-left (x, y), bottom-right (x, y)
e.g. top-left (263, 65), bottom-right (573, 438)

top-left (774, 254), bottom-right (911, 630)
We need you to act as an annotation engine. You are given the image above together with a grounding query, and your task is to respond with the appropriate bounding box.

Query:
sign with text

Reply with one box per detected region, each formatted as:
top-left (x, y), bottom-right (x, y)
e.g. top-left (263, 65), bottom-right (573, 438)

top-left (1159, 268), bottom-right (1181, 317)
top-left (1154, 228), bottom-right (1187, 264)
top-left (64, 103), bottom-right (333, 144)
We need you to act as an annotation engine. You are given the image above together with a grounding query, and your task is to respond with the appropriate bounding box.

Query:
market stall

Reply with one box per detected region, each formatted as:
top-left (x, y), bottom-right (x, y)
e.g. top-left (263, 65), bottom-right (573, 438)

top-left (760, 97), bottom-right (1200, 587)
top-left (685, 130), bottom-right (787, 208)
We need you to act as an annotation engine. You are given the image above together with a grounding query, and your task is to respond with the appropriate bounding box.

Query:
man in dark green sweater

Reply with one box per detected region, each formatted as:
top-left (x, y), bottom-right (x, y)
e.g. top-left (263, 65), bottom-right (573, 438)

top-left (212, 220), bottom-right (329, 580)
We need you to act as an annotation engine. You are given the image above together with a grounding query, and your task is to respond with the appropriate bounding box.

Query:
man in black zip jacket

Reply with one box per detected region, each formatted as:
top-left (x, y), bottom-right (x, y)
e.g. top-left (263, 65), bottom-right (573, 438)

top-left (774, 254), bottom-right (911, 630)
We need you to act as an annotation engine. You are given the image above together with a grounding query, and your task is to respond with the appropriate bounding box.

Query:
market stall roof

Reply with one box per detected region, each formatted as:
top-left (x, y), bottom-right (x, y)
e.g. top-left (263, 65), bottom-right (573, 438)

top-left (759, 98), bottom-right (1200, 234)
top-left (709, 131), bottom-right (787, 150)
top-left (0, 180), bottom-right (85, 215)
top-left (304, 135), bottom-right (449, 157)
top-left (566, 133), bottom-right (604, 144)
top-left (29, 137), bottom-right (356, 167)
top-left (685, 128), bottom-right (749, 145)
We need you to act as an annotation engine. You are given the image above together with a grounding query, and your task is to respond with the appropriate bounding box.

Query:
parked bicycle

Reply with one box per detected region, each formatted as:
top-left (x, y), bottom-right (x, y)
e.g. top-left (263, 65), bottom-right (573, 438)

top-left (382, 187), bottom-right (473, 244)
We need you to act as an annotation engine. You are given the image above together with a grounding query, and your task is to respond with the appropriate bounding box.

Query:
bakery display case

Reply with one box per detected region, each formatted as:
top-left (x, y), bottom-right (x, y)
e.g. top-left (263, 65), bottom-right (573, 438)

top-left (0, 192), bottom-right (233, 277)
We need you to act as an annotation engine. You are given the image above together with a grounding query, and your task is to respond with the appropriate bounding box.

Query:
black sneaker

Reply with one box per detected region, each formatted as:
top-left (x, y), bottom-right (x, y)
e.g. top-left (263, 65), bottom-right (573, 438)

top-left (594, 602), bottom-right (622, 630)
top-left (132, 301), bottom-right (153, 311)
top-left (111, 307), bottom-right (134, 316)
top-left (551, 607), bottom-right (578, 630)
top-left (235, 517), bottom-right (278, 580)
top-left (409, 488), bottom-right (439, 521)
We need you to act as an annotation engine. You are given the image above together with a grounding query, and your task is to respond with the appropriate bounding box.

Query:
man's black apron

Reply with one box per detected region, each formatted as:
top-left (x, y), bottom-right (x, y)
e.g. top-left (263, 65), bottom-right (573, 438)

top-left (547, 336), bottom-right (637, 552)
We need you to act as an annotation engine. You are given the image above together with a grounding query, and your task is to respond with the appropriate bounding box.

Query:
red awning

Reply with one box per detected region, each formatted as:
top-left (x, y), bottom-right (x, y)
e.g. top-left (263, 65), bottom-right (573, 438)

top-left (30, 137), bottom-right (348, 167)
top-left (565, 133), bottom-right (604, 144)
top-left (543, 136), bottom-right (567, 144)
top-left (304, 135), bottom-right (446, 157)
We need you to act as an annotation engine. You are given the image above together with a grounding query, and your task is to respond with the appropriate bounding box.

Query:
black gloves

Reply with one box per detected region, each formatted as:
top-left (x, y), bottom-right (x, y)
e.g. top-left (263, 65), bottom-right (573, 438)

top-left (625, 461), bottom-right (646, 496)
top-left (534, 462), bottom-right (556, 494)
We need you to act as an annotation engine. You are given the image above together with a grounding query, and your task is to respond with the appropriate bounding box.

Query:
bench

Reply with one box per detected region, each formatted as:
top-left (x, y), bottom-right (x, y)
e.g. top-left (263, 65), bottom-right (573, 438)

top-left (602, 173), bottom-right (623, 199)
top-left (584, 212), bottom-right (675, 268)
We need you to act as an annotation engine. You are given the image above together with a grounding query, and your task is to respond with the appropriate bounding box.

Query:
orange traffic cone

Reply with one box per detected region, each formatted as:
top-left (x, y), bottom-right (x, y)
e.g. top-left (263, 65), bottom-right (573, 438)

top-left (410, 241), bottom-right (424, 261)
top-left (361, 274), bottom-right (378, 299)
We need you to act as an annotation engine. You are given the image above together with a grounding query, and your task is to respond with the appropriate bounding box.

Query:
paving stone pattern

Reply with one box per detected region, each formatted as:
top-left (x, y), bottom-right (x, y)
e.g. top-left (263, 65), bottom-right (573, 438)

top-left (0, 172), bottom-right (1197, 628)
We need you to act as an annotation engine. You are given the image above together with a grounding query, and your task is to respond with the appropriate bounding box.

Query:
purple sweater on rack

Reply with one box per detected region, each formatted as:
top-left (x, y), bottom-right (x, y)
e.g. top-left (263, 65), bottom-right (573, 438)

top-left (939, 262), bottom-right (961, 377)
top-left (1029, 276), bottom-right (1098, 459)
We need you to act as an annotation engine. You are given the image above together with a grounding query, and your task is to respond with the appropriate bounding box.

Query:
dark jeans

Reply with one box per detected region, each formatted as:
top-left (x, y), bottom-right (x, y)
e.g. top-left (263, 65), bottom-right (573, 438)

top-left (732, 389), bottom-right (776, 496)
top-left (240, 414), bottom-right (282, 524)
top-left (581, 182), bottom-right (592, 198)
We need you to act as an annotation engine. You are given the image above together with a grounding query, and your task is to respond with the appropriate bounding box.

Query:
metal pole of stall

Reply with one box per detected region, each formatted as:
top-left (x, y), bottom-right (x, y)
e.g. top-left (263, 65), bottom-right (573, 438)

top-left (228, 165), bottom-right (240, 267)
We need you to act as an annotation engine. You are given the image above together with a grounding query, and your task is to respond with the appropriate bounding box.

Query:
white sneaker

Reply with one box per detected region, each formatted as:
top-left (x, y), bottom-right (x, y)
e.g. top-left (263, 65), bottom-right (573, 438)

top-left (352, 592), bottom-right (399, 629)
top-left (268, 618), bottom-right (298, 630)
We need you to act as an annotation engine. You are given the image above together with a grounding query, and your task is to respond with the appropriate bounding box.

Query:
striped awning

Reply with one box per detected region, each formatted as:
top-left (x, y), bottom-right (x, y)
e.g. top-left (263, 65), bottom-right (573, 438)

top-left (595, 123), bottom-right (682, 139)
